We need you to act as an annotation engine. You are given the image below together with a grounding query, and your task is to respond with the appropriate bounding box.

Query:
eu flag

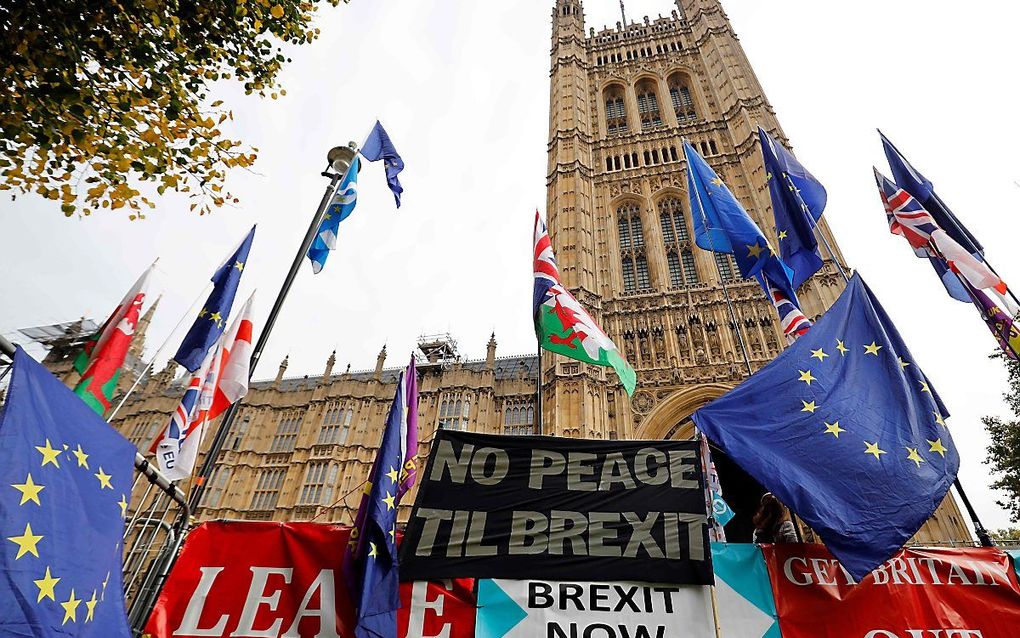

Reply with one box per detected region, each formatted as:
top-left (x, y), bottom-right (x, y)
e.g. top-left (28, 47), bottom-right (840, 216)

top-left (685, 141), bottom-right (803, 308)
top-left (344, 358), bottom-right (419, 638)
top-left (174, 226), bottom-right (255, 371)
top-left (758, 127), bottom-right (826, 289)
top-left (308, 156), bottom-right (360, 274)
top-left (0, 348), bottom-right (135, 637)
top-left (361, 121), bottom-right (405, 208)
top-left (692, 275), bottom-right (959, 580)
top-left (880, 131), bottom-right (983, 256)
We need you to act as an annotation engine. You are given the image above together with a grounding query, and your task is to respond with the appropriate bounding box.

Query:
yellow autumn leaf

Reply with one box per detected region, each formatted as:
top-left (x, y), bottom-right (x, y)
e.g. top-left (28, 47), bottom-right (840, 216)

top-left (270, 5), bottom-right (284, 18)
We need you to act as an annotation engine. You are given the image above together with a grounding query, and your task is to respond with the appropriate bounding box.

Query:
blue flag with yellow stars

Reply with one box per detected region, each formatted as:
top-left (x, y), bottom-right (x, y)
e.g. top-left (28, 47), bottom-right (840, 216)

top-left (684, 141), bottom-right (803, 307)
top-left (0, 348), bottom-right (135, 637)
top-left (361, 120), bottom-right (405, 208)
top-left (758, 127), bottom-right (826, 289)
top-left (344, 366), bottom-right (414, 638)
top-left (174, 225), bottom-right (256, 372)
top-left (692, 275), bottom-right (959, 581)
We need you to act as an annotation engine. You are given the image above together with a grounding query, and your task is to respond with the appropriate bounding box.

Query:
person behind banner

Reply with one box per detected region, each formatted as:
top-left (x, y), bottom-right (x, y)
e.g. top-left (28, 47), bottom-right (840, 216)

top-left (753, 493), bottom-right (798, 544)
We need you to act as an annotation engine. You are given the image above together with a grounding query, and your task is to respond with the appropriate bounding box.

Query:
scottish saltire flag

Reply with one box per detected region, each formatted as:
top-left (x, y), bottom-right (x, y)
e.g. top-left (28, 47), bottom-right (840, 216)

top-left (73, 265), bottom-right (153, 415)
top-left (765, 275), bottom-right (812, 344)
top-left (533, 211), bottom-right (637, 395)
top-left (1, 349), bottom-right (134, 637)
top-left (345, 357), bottom-right (419, 638)
top-left (685, 142), bottom-right (810, 338)
top-left (693, 275), bottom-right (959, 580)
top-left (308, 157), bottom-right (360, 273)
top-left (174, 226), bottom-right (255, 371)
top-left (880, 131), bottom-right (984, 256)
top-left (758, 127), bottom-right (826, 289)
top-left (874, 169), bottom-right (971, 303)
top-left (361, 121), bottom-right (405, 208)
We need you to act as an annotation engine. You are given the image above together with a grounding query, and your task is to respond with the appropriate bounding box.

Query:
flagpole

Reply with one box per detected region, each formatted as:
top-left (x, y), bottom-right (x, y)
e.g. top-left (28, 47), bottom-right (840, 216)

top-left (536, 337), bottom-right (543, 435)
top-left (107, 281), bottom-right (214, 422)
top-left (685, 143), bottom-right (754, 375)
top-left (188, 140), bottom-right (361, 511)
top-left (953, 478), bottom-right (994, 547)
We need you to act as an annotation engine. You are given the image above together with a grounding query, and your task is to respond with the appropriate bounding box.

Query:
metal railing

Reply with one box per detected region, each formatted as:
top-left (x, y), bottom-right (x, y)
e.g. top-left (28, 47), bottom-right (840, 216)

top-left (0, 335), bottom-right (190, 635)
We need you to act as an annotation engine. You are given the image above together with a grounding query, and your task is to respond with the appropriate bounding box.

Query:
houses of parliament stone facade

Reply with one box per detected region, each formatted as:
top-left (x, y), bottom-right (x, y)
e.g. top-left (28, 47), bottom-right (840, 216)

top-left (41, 0), bottom-right (970, 544)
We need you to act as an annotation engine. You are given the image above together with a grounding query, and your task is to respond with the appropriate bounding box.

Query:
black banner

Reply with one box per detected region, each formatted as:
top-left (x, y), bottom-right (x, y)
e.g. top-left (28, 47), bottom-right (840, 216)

top-left (399, 431), bottom-right (712, 585)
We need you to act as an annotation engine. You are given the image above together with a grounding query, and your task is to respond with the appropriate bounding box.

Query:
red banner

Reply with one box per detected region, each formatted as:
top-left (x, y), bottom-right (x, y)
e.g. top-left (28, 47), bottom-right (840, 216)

top-left (143, 522), bottom-right (475, 638)
top-left (764, 544), bottom-right (1020, 638)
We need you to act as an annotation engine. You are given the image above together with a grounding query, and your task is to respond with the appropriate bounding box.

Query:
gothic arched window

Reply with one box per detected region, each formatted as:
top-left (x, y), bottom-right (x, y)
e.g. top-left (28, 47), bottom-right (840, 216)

top-left (714, 253), bottom-right (741, 283)
top-left (604, 85), bottom-right (628, 135)
top-left (658, 197), bottom-right (699, 288)
top-left (668, 73), bottom-right (698, 124)
top-left (636, 80), bottom-right (662, 130)
top-left (617, 202), bottom-right (650, 292)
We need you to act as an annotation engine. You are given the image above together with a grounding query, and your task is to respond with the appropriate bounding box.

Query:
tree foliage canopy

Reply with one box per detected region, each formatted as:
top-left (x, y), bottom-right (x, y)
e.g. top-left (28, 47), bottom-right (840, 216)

top-left (983, 355), bottom-right (1020, 522)
top-left (0, 0), bottom-right (340, 218)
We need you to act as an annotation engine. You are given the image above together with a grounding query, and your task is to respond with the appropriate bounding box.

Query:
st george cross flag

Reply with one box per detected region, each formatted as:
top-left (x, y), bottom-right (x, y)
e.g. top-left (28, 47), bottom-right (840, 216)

top-left (174, 226), bottom-right (255, 372)
top-left (155, 293), bottom-right (255, 481)
top-left (533, 211), bottom-right (637, 395)
top-left (874, 169), bottom-right (971, 303)
top-left (685, 141), bottom-right (810, 338)
top-left (361, 121), bottom-right (405, 208)
top-left (308, 157), bottom-right (360, 274)
top-left (73, 265), bottom-right (154, 415)
top-left (758, 127), bottom-right (827, 289)
top-left (1, 348), bottom-right (135, 637)
top-left (693, 275), bottom-right (959, 580)
top-left (345, 357), bottom-right (419, 638)
top-left (880, 131), bottom-right (984, 256)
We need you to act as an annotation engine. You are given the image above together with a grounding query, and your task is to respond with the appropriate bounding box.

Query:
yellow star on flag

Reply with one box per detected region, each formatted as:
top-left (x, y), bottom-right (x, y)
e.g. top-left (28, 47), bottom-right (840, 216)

top-left (798, 370), bottom-right (816, 386)
top-left (368, 542), bottom-right (379, 559)
top-left (35, 439), bottom-right (61, 468)
top-left (898, 357), bottom-right (910, 370)
top-left (810, 348), bottom-right (829, 362)
top-left (389, 526), bottom-right (396, 542)
top-left (71, 444), bottom-right (89, 469)
top-left (864, 441), bottom-right (886, 460)
top-left (801, 400), bottom-right (818, 414)
top-left (85, 590), bottom-right (99, 622)
top-left (823, 422), bottom-right (845, 438)
top-left (383, 492), bottom-right (396, 511)
top-left (198, 308), bottom-right (208, 318)
top-left (12, 473), bottom-right (44, 506)
top-left (8, 522), bottom-right (43, 559)
top-left (919, 380), bottom-right (931, 394)
top-left (61, 589), bottom-right (81, 625)
top-left (234, 260), bottom-right (245, 272)
top-left (385, 467), bottom-right (399, 483)
top-left (906, 447), bottom-right (925, 468)
top-left (864, 342), bottom-right (882, 356)
top-left (778, 230), bottom-right (789, 241)
top-left (34, 567), bottom-right (60, 603)
top-left (209, 311), bottom-right (222, 324)
top-left (835, 340), bottom-right (849, 356)
top-left (710, 176), bottom-right (725, 187)
top-left (746, 242), bottom-right (765, 259)
top-left (323, 212), bottom-right (333, 220)
top-left (94, 467), bottom-right (113, 490)
top-left (118, 494), bottom-right (129, 518)
top-left (928, 438), bottom-right (948, 457)
top-left (933, 411), bottom-right (946, 427)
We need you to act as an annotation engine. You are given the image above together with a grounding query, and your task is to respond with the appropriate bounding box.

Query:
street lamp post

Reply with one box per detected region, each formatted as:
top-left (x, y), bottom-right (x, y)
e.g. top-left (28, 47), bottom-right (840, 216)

top-left (189, 142), bottom-right (359, 510)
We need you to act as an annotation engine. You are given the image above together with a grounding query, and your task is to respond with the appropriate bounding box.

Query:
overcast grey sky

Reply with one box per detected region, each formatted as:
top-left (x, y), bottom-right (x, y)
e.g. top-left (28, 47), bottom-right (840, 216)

top-left (3, 0), bottom-right (1019, 529)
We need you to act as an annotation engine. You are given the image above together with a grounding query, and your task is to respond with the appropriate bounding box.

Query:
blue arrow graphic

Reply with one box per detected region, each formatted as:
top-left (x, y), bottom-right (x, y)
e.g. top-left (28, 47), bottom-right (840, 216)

top-left (476, 580), bottom-right (528, 638)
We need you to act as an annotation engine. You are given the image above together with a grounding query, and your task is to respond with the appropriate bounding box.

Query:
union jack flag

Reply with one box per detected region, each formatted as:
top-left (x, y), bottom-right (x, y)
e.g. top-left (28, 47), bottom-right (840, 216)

top-left (874, 169), bottom-right (938, 256)
top-left (765, 276), bottom-right (812, 343)
top-left (532, 212), bottom-right (561, 318)
top-left (156, 349), bottom-right (218, 481)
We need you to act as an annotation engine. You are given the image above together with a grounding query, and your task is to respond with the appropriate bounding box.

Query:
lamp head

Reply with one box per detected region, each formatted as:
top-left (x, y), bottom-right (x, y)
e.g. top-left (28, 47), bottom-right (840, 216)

top-left (326, 142), bottom-right (359, 174)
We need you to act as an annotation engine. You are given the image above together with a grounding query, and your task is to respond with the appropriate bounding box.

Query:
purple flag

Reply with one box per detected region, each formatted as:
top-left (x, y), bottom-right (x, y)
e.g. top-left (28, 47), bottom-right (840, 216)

top-left (400, 356), bottom-right (419, 497)
top-left (966, 282), bottom-right (1020, 360)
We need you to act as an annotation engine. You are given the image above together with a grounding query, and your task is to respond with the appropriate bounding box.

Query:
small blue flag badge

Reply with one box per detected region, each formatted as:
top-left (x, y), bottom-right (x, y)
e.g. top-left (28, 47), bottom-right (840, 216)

top-left (693, 275), bottom-right (959, 580)
top-left (0, 349), bottom-right (135, 637)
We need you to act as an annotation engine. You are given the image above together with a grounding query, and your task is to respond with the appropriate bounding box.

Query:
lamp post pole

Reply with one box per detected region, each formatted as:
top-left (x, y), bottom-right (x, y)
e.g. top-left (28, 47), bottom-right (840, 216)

top-left (189, 142), bottom-right (360, 511)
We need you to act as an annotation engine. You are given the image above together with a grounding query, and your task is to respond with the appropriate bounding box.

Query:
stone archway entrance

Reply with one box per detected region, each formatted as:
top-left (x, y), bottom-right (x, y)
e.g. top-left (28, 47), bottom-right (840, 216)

top-left (635, 384), bottom-right (768, 543)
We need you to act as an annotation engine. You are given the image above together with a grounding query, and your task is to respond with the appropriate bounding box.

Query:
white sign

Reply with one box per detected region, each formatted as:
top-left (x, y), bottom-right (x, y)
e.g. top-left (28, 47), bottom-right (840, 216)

top-left (475, 579), bottom-right (715, 638)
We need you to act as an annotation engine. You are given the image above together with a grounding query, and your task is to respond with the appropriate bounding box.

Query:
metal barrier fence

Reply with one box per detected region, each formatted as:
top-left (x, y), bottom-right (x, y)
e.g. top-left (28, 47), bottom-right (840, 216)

top-left (0, 335), bottom-right (189, 635)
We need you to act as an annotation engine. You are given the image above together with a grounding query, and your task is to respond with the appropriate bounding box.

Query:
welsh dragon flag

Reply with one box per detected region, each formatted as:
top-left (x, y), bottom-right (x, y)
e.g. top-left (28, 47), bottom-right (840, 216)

top-left (73, 265), bottom-right (154, 415)
top-left (533, 211), bottom-right (636, 395)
